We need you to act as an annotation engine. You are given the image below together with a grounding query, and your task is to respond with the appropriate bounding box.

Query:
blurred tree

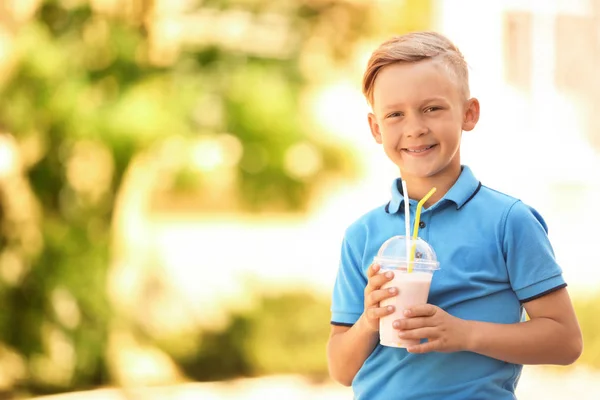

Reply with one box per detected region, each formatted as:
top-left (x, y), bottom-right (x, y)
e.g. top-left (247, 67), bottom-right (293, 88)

top-left (0, 1), bottom-right (161, 393)
top-left (0, 0), bottom-right (432, 394)
top-left (156, 291), bottom-right (332, 382)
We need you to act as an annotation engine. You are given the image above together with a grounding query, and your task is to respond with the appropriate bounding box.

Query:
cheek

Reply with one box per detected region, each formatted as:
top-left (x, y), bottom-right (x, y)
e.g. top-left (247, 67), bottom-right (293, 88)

top-left (381, 134), bottom-right (400, 150)
top-left (380, 134), bottom-right (400, 155)
top-left (430, 116), bottom-right (454, 130)
top-left (434, 120), bottom-right (462, 142)
top-left (380, 124), bottom-right (401, 143)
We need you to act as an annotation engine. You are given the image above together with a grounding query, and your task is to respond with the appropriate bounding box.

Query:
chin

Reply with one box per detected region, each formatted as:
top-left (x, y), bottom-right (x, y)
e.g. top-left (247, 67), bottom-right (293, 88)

top-left (401, 167), bottom-right (439, 179)
top-left (402, 161), bottom-right (459, 180)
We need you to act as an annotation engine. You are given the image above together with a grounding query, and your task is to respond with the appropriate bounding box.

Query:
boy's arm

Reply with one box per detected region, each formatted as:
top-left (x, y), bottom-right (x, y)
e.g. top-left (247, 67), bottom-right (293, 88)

top-left (398, 287), bottom-right (582, 365)
top-left (327, 316), bottom-right (379, 386)
top-left (465, 287), bottom-right (582, 365)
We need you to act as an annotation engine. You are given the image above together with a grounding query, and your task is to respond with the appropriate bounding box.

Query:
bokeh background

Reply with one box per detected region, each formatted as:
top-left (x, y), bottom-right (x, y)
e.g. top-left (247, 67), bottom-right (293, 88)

top-left (0, 0), bottom-right (599, 399)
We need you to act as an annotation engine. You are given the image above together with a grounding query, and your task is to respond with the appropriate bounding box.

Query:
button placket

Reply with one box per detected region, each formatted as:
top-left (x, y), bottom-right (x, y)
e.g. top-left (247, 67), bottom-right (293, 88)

top-left (419, 211), bottom-right (431, 241)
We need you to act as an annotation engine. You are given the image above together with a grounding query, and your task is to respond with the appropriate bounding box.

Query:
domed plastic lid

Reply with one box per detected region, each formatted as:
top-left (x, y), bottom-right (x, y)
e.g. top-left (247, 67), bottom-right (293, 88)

top-left (373, 235), bottom-right (439, 271)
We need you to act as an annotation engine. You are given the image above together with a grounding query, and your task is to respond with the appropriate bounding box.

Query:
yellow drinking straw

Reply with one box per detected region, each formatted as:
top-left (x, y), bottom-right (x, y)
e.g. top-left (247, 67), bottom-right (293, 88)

top-left (408, 187), bottom-right (437, 272)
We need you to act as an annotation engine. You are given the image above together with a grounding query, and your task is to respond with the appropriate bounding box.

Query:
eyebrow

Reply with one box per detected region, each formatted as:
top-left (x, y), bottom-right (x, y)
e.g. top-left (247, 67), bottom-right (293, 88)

top-left (421, 97), bottom-right (449, 104)
top-left (381, 97), bottom-right (449, 112)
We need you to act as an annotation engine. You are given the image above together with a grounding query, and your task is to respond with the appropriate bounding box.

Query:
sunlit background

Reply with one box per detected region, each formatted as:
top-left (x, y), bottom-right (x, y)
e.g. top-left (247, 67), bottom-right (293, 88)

top-left (0, 0), bottom-right (599, 399)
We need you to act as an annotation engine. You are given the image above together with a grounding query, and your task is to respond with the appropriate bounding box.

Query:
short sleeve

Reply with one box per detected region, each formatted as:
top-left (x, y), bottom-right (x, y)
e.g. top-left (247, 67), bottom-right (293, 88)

top-left (330, 234), bottom-right (367, 325)
top-left (503, 201), bottom-right (566, 303)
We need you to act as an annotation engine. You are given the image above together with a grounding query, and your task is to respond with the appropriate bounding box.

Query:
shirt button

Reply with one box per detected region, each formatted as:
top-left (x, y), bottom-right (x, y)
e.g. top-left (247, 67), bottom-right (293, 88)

top-left (419, 221), bottom-right (426, 228)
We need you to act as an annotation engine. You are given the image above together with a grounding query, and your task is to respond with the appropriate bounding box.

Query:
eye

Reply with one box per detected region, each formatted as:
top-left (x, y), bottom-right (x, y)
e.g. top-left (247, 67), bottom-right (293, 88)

top-left (386, 112), bottom-right (403, 118)
top-left (424, 106), bottom-right (441, 113)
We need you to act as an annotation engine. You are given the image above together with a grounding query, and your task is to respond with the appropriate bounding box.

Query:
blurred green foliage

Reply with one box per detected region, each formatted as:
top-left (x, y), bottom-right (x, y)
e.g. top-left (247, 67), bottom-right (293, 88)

top-left (0, 0), bottom-right (433, 396)
top-left (164, 291), bottom-right (332, 382)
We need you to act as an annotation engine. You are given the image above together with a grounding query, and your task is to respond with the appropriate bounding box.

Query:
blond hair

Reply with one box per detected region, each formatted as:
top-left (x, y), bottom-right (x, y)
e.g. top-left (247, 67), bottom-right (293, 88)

top-left (362, 31), bottom-right (469, 105)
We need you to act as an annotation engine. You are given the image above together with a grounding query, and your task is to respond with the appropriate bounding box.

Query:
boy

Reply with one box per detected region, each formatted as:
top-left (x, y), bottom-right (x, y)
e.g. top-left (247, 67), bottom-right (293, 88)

top-left (327, 31), bottom-right (582, 399)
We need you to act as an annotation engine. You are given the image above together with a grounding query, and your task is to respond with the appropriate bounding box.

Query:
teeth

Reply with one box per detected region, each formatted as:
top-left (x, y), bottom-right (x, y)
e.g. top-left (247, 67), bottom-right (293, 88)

top-left (407, 145), bottom-right (433, 153)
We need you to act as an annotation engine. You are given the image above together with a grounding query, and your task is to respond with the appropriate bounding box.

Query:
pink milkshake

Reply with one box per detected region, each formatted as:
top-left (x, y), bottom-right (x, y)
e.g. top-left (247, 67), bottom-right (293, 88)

top-left (373, 235), bottom-right (439, 348)
top-left (379, 270), bottom-right (433, 347)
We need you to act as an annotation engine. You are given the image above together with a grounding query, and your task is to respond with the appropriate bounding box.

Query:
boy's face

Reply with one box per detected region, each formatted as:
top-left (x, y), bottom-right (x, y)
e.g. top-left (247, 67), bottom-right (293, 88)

top-left (368, 59), bottom-right (479, 181)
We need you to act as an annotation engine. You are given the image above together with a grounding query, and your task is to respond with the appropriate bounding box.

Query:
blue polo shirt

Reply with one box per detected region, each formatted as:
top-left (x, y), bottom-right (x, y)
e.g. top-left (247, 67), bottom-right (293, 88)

top-left (330, 166), bottom-right (566, 400)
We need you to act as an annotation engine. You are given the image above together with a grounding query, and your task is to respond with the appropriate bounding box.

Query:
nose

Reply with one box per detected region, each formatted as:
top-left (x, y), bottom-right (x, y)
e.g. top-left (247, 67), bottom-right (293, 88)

top-left (404, 114), bottom-right (428, 138)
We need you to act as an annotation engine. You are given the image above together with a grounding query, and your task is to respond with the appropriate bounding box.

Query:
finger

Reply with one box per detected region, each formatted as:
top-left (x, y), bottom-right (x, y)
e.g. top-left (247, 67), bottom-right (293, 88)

top-left (406, 340), bottom-right (438, 354)
top-left (365, 269), bottom-right (394, 295)
top-left (398, 327), bottom-right (437, 341)
top-left (366, 287), bottom-right (398, 307)
top-left (366, 263), bottom-right (381, 279)
top-left (405, 304), bottom-right (437, 318)
top-left (393, 316), bottom-right (434, 331)
top-left (366, 305), bottom-right (396, 320)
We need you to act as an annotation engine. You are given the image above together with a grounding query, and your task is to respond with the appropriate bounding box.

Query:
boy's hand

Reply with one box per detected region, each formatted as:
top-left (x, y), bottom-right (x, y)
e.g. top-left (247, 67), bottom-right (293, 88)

top-left (362, 264), bottom-right (398, 332)
top-left (393, 304), bottom-right (471, 353)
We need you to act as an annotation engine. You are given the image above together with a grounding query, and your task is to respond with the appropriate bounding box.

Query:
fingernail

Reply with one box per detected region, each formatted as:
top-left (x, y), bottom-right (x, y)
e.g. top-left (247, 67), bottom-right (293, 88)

top-left (404, 309), bottom-right (411, 316)
top-left (373, 264), bottom-right (380, 271)
top-left (393, 321), bottom-right (400, 328)
top-left (388, 287), bottom-right (397, 294)
top-left (385, 271), bottom-right (393, 278)
top-left (387, 306), bottom-right (394, 312)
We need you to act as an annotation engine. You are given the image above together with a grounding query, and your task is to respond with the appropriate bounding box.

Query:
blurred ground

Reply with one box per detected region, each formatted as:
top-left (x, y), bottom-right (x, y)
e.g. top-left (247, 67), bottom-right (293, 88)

top-left (30, 367), bottom-right (600, 400)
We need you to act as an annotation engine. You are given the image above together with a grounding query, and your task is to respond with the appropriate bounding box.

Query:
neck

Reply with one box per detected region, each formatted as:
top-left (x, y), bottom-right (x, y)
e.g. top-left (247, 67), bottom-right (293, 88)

top-left (401, 166), bottom-right (462, 208)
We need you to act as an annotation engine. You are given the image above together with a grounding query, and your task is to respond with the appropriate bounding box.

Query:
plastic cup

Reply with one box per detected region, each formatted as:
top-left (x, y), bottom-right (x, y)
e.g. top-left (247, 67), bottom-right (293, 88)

top-left (374, 235), bottom-right (440, 348)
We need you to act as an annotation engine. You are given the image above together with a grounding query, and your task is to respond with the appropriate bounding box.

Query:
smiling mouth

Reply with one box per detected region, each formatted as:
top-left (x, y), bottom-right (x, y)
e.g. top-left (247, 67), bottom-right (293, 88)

top-left (403, 144), bottom-right (437, 153)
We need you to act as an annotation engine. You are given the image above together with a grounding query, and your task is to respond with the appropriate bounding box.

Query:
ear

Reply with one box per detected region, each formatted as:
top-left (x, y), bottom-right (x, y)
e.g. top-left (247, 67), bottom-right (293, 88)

top-left (368, 112), bottom-right (382, 144)
top-left (462, 98), bottom-right (480, 132)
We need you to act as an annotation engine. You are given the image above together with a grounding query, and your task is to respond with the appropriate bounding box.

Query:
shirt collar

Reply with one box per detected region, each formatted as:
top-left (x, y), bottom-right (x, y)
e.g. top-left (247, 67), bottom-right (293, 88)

top-left (386, 165), bottom-right (482, 214)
